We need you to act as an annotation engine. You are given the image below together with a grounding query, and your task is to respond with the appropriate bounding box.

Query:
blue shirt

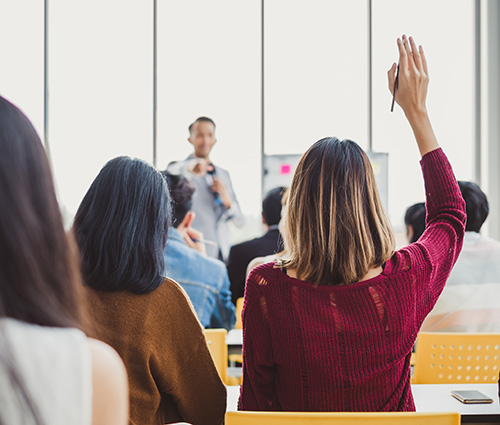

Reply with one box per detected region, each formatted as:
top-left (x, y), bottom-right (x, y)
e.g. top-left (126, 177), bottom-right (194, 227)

top-left (164, 227), bottom-right (236, 330)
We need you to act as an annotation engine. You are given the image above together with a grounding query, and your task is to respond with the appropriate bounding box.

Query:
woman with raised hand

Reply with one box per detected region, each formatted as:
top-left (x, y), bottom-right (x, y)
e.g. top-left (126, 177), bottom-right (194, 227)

top-left (0, 95), bottom-right (128, 425)
top-left (238, 36), bottom-right (466, 412)
top-left (73, 156), bottom-right (226, 425)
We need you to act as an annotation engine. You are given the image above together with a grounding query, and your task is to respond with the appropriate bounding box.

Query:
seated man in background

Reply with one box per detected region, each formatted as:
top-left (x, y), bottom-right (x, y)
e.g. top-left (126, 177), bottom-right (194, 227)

top-left (227, 187), bottom-right (285, 304)
top-left (162, 171), bottom-right (236, 330)
top-left (422, 181), bottom-right (500, 332)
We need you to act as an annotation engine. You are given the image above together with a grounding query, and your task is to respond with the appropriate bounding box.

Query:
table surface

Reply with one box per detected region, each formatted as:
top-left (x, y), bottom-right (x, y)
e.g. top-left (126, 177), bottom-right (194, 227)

top-left (226, 329), bottom-right (242, 346)
top-left (227, 383), bottom-right (500, 418)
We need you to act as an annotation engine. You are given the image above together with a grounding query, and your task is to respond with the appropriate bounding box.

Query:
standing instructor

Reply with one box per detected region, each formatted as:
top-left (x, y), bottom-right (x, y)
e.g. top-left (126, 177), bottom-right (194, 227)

top-left (167, 117), bottom-right (244, 261)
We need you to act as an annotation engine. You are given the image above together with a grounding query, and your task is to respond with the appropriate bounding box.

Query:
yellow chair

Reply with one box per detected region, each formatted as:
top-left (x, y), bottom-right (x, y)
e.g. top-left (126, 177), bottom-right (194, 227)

top-left (225, 411), bottom-right (460, 425)
top-left (234, 297), bottom-right (244, 330)
top-left (204, 328), bottom-right (228, 384)
top-left (413, 332), bottom-right (500, 384)
top-left (228, 297), bottom-right (244, 374)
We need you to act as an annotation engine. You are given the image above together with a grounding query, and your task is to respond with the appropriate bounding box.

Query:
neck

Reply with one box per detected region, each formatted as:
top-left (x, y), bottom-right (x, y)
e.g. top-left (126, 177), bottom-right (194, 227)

top-left (194, 153), bottom-right (209, 161)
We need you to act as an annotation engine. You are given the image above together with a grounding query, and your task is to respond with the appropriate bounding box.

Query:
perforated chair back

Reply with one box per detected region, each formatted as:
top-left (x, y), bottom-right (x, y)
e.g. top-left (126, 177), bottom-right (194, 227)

top-left (225, 411), bottom-right (460, 425)
top-left (234, 297), bottom-right (244, 330)
top-left (413, 332), bottom-right (500, 384)
top-left (204, 328), bottom-right (228, 384)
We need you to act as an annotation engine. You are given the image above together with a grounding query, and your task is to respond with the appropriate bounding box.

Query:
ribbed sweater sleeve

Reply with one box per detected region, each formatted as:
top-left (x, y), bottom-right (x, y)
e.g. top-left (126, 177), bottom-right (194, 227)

top-left (409, 148), bottom-right (466, 322)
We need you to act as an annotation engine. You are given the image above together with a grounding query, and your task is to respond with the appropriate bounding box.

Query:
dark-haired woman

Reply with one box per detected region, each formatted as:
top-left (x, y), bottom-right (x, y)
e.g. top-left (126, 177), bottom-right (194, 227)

top-left (238, 36), bottom-right (466, 411)
top-left (0, 95), bottom-right (128, 425)
top-left (74, 157), bottom-right (226, 425)
top-left (404, 202), bottom-right (426, 244)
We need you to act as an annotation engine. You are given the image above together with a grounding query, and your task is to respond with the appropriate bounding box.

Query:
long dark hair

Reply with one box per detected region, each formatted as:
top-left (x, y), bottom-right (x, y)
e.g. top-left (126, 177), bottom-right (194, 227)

top-left (284, 138), bottom-right (395, 286)
top-left (74, 156), bottom-right (171, 294)
top-left (0, 96), bottom-right (83, 327)
top-left (0, 95), bottom-right (83, 424)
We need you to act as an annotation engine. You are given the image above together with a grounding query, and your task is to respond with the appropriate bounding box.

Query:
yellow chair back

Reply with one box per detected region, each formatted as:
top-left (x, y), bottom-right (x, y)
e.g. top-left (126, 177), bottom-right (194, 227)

top-left (413, 332), bottom-right (500, 384)
top-left (225, 411), bottom-right (460, 425)
top-left (204, 328), bottom-right (228, 384)
top-left (235, 297), bottom-right (244, 330)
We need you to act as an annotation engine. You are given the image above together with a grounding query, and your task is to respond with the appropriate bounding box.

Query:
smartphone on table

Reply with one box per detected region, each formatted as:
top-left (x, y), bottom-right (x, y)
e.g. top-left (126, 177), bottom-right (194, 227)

top-left (451, 390), bottom-right (494, 404)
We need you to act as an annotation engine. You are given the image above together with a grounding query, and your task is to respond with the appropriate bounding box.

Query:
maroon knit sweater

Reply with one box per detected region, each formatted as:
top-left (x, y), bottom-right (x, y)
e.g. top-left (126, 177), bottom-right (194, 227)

top-left (238, 148), bottom-right (466, 412)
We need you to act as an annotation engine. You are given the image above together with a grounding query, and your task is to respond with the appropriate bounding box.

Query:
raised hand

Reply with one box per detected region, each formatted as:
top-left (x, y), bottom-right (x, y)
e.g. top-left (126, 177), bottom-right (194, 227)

top-left (388, 35), bottom-right (429, 118)
top-left (388, 35), bottom-right (439, 157)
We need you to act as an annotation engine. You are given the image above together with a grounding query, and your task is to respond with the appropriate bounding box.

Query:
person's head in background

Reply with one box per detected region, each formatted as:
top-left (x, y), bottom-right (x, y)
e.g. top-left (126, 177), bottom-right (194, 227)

top-left (0, 95), bottom-right (84, 423)
top-left (73, 157), bottom-right (171, 294)
top-left (284, 137), bottom-right (395, 286)
top-left (404, 202), bottom-right (426, 243)
top-left (188, 116), bottom-right (216, 160)
top-left (262, 187), bottom-right (287, 227)
top-left (162, 171), bottom-right (195, 230)
top-left (458, 181), bottom-right (489, 232)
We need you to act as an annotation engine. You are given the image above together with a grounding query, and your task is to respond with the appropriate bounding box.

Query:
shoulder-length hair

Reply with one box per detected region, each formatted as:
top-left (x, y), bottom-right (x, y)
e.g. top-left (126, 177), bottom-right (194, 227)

top-left (0, 95), bottom-right (83, 328)
top-left (73, 156), bottom-right (171, 294)
top-left (283, 137), bottom-right (395, 286)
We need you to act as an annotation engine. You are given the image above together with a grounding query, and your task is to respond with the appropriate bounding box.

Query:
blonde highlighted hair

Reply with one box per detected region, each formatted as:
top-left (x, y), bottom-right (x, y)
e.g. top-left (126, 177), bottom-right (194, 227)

top-left (282, 137), bottom-right (395, 286)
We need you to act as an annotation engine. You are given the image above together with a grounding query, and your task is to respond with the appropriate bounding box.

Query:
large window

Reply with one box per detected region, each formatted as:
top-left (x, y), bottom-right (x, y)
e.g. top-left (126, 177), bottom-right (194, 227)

top-left (156, 0), bottom-right (262, 227)
top-left (264, 0), bottom-right (369, 155)
top-left (372, 0), bottom-right (475, 232)
top-left (48, 0), bottom-right (154, 218)
top-left (0, 1), bottom-right (44, 137)
top-left (1, 0), bottom-right (485, 242)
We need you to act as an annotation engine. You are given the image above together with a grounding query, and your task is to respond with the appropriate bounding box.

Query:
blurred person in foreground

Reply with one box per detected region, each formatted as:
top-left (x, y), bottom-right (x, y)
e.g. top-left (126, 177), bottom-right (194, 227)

top-left (162, 171), bottom-right (236, 330)
top-left (74, 157), bottom-right (226, 425)
top-left (422, 181), bottom-right (500, 332)
top-left (0, 95), bottom-right (128, 425)
top-left (227, 187), bottom-right (286, 304)
top-left (167, 117), bottom-right (244, 261)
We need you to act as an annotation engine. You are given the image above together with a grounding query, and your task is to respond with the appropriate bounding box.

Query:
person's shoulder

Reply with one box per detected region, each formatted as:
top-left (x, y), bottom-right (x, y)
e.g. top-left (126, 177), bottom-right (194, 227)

top-left (194, 253), bottom-right (228, 281)
top-left (247, 261), bottom-right (280, 281)
top-left (230, 236), bottom-right (261, 253)
top-left (385, 242), bottom-right (431, 276)
top-left (88, 338), bottom-right (128, 425)
top-left (157, 276), bottom-right (189, 298)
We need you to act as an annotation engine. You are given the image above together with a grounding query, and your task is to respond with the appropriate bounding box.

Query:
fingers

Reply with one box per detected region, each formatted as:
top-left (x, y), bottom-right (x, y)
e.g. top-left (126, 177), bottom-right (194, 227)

top-left (387, 62), bottom-right (397, 93)
top-left (409, 36), bottom-right (423, 72)
top-left (402, 34), bottom-right (417, 71)
top-left (185, 226), bottom-right (203, 240)
top-left (396, 37), bottom-right (408, 69)
top-left (419, 45), bottom-right (429, 76)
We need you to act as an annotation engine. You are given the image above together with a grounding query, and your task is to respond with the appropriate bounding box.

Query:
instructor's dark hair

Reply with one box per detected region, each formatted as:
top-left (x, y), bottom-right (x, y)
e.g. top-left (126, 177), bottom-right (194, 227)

top-left (188, 116), bottom-right (216, 135)
top-left (74, 157), bottom-right (171, 294)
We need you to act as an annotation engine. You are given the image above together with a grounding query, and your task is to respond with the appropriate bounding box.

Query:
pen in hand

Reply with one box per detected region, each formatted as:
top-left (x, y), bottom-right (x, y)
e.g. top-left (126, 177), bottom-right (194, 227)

top-left (391, 64), bottom-right (399, 112)
top-left (190, 237), bottom-right (218, 247)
